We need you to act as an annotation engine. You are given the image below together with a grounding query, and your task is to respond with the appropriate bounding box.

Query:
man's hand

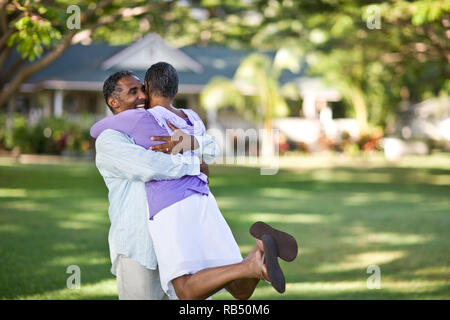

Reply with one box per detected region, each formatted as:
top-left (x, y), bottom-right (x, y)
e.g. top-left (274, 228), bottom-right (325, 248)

top-left (200, 160), bottom-right (209, 177)
top-left (149, 121), bottom-right (199, 154)
top-left (200, 160), bottom-right (209, 184)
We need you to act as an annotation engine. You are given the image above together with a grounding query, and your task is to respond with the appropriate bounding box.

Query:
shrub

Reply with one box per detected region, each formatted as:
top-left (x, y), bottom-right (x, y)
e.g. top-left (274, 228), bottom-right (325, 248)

top-left (0, 113), bottom-right (95, 156)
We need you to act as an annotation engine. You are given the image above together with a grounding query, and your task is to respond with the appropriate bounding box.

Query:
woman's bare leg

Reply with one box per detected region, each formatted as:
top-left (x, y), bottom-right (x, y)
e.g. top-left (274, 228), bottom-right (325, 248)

top-left (171, 242), bottom-right (267, 300)
top-left (224, 243), bottom-right (265, 299)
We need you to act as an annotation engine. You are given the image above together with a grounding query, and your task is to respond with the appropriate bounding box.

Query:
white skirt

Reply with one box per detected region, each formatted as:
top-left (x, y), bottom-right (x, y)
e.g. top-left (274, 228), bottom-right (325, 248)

top-left (147, 193), bottom-right (243, 299)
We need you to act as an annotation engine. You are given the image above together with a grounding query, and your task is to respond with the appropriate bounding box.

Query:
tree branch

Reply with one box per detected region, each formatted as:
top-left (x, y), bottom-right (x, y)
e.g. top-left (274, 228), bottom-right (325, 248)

top-left (0, 10), bottom-right (26, 52)
top-left (0, 44), bottom-right (13, 72)
top-left (0, 0), bottom-right (116, 108)
top-left (0, 56), bottom-right (25, 85)
top-left (82, 0), bottom-right (115, 23)
top-left (0, 28), bottom-right (14, 52)
top-left (0, 29), bottom-right (77, 107)
top-left (71, 5), bottom-right (151, 44)
top-left (0, 1), bottom-right (8, 33)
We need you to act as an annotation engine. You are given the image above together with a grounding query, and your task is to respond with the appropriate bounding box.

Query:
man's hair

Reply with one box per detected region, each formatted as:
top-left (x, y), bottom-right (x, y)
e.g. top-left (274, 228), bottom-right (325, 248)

top-left (103, 70), bottom-right (136, 112)
top-left (144, 62), bottom-right (178, 99)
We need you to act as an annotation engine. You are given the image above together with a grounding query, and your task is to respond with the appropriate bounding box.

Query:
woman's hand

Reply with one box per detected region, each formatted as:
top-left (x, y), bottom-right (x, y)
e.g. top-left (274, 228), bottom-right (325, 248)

top-left (149, 121), bottom-right (199, 154)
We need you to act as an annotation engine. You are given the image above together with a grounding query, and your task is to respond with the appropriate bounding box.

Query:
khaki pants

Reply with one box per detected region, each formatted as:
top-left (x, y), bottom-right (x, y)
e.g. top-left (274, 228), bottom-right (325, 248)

top-left (116, 254), bottom-right (169, 300)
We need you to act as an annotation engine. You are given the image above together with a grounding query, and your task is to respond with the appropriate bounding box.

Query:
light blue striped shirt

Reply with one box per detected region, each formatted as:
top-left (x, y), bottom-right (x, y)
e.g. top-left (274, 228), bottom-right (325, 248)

top-left (94, 128), bottom-right (219, 274)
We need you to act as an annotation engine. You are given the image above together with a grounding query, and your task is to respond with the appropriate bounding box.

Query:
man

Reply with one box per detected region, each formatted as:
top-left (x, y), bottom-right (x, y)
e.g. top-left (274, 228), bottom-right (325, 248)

top-left (91, 64), bottom-right (298, 300)
top-left (95, 70), bottom-right (217, 300)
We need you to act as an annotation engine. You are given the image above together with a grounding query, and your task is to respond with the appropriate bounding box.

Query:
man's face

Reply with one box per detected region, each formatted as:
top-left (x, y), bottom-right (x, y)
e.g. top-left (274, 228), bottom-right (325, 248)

top-left (109, 76), bottom-right (147, 114)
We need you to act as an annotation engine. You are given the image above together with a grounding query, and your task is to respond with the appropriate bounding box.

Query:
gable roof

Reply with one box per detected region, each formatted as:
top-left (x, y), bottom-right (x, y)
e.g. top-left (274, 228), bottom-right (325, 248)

top-left (101, 33), bottom-right (203, 73)
top-left (20, 33), bottom-right (305, 93)
top-left (23, 43), bottom-right (125, 91)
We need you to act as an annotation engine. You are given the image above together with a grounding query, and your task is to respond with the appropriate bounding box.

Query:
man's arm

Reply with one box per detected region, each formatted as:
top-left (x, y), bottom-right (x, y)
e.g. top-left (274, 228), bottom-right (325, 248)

top-left (150, 121), bottom-right (220, 164)
top-left (95, 129), bottom-right (200, 182)
top-left (193, 133), bottom-right (220, 164)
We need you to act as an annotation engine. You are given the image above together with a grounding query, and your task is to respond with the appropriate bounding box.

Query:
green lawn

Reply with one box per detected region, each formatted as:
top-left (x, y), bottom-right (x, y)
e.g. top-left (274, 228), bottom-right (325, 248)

top-left (0, 154), bottom-right (449, 299)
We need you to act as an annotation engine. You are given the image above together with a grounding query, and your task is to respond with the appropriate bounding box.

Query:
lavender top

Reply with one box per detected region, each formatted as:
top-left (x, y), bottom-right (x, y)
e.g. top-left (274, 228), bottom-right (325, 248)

top-left (90, 107), bottom-right (210, 219)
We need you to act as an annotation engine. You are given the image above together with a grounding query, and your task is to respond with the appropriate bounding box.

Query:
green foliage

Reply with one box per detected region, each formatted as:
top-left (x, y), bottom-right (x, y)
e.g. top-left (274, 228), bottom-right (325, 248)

top-left (7, 15), bottom-right (62, 61)
top-left (263, 0), bottom-right (449, 131)
top-left (193, 0), bottom-right (450, 132)
top-left (0, 114), bottom-right (95, 155)
top-left (200, 49), bottom-right (299, 126)
top-left (410, 0), bottom-right (450, 25)
top-left (3, 0), bottom-right (449, 132)
top-left (2, 113), bottom-right (31, 152)
top-left (200, 77), bottom-right (246, 112)
top-left (4, 0), bottom-right (72, 62)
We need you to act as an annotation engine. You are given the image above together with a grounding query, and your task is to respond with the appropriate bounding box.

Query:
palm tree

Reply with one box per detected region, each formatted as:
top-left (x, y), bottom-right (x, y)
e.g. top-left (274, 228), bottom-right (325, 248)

top-left (200, 47), bottom-right (301, 157)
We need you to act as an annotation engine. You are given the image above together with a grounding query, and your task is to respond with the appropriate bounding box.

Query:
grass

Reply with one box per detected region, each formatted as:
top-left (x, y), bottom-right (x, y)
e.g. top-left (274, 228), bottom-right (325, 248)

top-left (0, 153), bottom-right (449, 299)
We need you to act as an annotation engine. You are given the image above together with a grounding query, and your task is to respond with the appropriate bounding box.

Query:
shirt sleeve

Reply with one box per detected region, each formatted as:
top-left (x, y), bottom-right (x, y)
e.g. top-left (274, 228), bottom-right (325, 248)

top-left (193, 133), bottom-right (221, 164)
top-left (182, 109), bottom-right (220, 164)
top-left (95, 129), bottom-right (200, 182)
top-left (90, 115), bottom-right (128, 139)
top-left (90, 111), bottom-right (141, 139)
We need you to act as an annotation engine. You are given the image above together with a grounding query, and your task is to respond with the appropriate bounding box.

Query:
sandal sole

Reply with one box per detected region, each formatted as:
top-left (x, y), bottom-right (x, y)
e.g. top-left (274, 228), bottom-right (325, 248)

top-left (250, 221), bottom-right (298, 262)
top-left (262, 234), bottom-right (286, 293)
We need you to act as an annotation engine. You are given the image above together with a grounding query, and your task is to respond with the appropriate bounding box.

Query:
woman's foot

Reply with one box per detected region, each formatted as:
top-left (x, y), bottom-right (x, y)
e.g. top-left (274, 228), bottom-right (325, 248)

top-left (243, 237), bottom-right (286, 293)
top-left (250, 221), bottom-right (298, 262)
top-left (260, 234), bottom-right (285, 293)
top-left (242, 244), bottom-right (266, 280)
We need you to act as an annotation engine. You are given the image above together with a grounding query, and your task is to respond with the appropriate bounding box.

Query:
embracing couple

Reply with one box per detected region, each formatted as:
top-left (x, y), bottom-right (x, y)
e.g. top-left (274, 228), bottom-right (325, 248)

top-left (91, 62), bottom-right (299, 300)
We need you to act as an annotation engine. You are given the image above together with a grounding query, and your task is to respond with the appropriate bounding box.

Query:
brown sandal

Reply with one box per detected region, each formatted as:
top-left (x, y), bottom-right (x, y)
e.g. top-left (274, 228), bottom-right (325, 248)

top-left (250, 221), bottom-right (298, 262)
top-left (261, 234), bottom-right (286, 293)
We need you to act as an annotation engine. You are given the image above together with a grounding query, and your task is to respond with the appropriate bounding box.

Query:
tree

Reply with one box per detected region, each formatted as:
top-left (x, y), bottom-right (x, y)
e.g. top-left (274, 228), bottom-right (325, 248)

top-left (0, 0), bottom-right (203, 109)
top-left (210, 0), bottom-right (450, 133)
top-left (200, 48), bottom-right (301, 155)
top-left (2, 0), bottom-right (448, 133)
top-left (1, 0), bottom-right (111, 108)
top-left (301, 0), bottom-right (450, 133)
top-left (189, 0), bottom-right (450, 133)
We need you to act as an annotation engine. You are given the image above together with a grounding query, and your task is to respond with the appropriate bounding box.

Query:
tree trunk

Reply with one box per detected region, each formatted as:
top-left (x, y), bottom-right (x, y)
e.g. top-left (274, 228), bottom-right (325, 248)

top-left (351, 87), bottom-right (369, 135)
top-left (0, 30), bottom-right (76, 108)
top-left (260, 98), bottom-right (274, 159)
top-left (0, 0), bottom-right (114, 108)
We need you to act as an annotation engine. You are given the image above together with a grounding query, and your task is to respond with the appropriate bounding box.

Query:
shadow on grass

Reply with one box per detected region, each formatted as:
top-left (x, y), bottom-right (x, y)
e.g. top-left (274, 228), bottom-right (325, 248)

top-left (210, 164), bottom-right (450, 299)
top-left (0, 163), bottom-right (114, 299)
top-left (1, 161), bottom-right (449, 299)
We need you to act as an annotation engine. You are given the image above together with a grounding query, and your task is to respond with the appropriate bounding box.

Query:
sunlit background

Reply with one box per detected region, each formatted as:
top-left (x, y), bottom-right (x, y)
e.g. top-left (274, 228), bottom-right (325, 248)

top-left (0, 0), bottom-right (449, 300)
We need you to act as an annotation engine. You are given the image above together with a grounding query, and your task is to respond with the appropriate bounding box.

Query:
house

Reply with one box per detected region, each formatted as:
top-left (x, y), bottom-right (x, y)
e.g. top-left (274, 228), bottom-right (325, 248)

top-left (382, 96), bottom-right (450, 160)
top-left (6, 33), bottom-right (347, 150)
